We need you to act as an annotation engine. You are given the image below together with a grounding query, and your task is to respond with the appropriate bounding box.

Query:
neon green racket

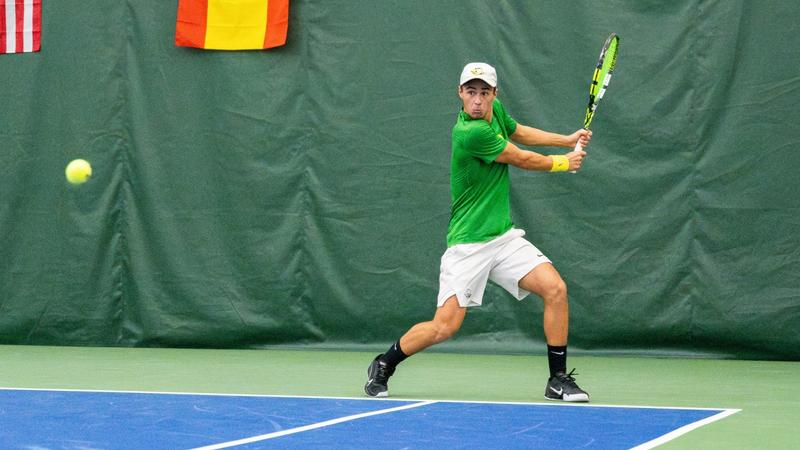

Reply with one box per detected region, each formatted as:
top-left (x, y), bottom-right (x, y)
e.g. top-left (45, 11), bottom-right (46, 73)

top-left (572, 33), bottom-right (619, 172)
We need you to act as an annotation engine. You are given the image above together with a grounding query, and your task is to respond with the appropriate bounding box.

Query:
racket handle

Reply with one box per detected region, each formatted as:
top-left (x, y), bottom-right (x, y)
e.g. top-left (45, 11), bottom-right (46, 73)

top-left (569, 140), bottom-right (583, 174)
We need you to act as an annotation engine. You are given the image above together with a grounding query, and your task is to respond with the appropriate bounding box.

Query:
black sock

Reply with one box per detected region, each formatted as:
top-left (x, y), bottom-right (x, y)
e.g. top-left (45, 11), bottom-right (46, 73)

top-left (547, 345), bottom-right (567, 377)
top-left (380, 340), bottom-right (408, 368)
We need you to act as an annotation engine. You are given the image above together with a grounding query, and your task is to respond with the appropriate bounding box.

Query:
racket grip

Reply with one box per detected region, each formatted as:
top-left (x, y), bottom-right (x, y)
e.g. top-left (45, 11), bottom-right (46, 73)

top-left (569, 140), bottom-right (583, 174)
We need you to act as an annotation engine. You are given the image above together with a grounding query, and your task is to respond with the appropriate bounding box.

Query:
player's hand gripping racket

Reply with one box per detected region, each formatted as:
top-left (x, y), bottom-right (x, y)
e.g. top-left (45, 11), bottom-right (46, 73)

top-left (571, 33), bottom-right (619, 173)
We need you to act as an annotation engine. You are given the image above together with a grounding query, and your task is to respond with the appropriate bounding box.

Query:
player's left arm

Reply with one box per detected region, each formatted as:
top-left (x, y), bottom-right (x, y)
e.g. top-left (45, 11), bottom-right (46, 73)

top-left (494, 140), bottom-right (586, 172)
top-left (510, 124), bottom-right (591, 149)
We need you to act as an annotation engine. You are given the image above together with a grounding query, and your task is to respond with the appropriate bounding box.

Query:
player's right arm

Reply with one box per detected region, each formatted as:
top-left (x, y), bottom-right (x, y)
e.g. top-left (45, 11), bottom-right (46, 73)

top-left (494, 141), bottom-right (586, 172)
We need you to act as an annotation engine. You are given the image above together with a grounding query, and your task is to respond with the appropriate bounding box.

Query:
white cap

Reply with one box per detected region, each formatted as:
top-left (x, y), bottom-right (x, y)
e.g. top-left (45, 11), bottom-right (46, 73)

top-left (459, 62), bottom-right (497, 87)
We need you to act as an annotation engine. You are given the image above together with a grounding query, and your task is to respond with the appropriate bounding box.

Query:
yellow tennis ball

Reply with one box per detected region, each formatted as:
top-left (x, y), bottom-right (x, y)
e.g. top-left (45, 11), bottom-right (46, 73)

top-left (65, 159), bottom-right (92, 185)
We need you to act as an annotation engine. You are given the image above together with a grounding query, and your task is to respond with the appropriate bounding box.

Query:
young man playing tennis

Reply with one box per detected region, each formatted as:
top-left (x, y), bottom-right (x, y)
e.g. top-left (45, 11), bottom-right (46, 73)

top-left (365, 62), bottom-right (591, 402)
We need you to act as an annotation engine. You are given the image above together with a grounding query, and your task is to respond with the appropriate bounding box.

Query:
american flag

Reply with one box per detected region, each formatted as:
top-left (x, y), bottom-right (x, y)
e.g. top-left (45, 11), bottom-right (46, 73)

top-left (1, 0), bottom-right (41, 54)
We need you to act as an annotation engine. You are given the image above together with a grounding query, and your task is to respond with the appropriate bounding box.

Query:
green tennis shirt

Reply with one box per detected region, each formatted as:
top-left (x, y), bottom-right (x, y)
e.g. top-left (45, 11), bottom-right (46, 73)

top-left (447, 98), bottom-right (518, 246)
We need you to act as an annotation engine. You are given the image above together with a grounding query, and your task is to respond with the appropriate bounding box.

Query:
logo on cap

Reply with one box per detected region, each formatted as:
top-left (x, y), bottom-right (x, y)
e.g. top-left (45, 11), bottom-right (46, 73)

top-left (470, 67), bottom-right (484, 75)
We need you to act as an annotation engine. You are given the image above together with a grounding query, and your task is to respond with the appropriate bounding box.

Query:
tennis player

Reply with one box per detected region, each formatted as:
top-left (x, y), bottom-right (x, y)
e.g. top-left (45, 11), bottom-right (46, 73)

top-left (365, 62), bottom-right (591, 402)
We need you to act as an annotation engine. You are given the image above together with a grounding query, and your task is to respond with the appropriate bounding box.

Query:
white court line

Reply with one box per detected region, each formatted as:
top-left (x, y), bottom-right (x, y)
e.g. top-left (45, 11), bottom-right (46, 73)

top-left (187, 400), bottom-right (437, 450)
top-left (630, 408), bottom-right (741, 450)
top-left (0, 386), bottom-right (735, 411)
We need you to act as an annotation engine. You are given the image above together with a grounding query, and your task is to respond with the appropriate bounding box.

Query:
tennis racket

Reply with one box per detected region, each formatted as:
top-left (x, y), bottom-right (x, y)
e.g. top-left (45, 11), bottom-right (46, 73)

top-left (572, 33), bottom-right (619, 172)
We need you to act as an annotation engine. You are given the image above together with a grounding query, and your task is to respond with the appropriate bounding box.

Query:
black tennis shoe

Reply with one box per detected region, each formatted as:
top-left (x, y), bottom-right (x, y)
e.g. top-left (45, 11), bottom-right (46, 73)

top-left (545, 369), bottom-right (589, 402)
top-left (364, 354), bottom-right (395, 397)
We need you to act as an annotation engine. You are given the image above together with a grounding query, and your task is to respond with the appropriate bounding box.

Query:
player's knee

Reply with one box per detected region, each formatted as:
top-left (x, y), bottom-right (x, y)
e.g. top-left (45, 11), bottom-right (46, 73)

top-left (541, 279), bottom-right (568, 305)
top-left (433, 322), bottom-right (460, 343)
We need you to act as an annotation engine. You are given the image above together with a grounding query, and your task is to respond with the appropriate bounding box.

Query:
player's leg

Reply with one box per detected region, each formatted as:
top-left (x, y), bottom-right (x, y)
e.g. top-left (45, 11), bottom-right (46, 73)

top-left (365, 234), bottom-right (496, 398)
top-left (518, 263), bottom-right (589, 402)
top-left (399, 295), bottom-right (466, 354)
top-left (518, 263), bottom-right (568, 346)
top-left (365, 297), bottom-right (465, 397)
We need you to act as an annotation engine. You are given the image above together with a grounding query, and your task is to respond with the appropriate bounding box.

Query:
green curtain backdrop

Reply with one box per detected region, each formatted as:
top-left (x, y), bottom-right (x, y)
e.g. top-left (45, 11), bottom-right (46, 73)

top-left (1, 1), bottom-right (798, 359)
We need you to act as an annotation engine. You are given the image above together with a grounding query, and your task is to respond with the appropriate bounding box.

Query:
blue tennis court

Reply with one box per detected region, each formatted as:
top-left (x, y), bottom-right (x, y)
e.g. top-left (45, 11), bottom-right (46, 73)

top-left (0, 388), bottom-right (738, 449)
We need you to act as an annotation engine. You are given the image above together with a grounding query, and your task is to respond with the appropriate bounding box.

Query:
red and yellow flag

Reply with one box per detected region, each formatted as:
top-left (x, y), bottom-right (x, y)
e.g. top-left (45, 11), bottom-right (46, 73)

top-left (175, 0), bottom-right (289, 50)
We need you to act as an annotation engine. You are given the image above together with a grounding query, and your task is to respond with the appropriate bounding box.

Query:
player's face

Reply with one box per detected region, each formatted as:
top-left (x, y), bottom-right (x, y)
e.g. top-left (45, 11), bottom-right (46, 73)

top-left (459, 80), bottom-right (496, 120)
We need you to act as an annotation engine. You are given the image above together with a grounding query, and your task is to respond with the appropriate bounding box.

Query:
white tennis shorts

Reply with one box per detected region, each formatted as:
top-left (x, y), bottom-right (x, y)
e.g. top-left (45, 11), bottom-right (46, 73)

top-left (437, 228), bottom-right (551, 307)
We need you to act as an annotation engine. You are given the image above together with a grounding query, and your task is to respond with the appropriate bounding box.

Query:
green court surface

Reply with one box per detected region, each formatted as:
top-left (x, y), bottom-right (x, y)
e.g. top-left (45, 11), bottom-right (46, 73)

top-left (0, 345), bottom-right (796, 449)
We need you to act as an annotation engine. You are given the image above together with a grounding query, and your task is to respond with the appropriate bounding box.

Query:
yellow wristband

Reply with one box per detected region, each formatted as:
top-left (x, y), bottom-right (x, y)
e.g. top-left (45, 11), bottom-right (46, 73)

top-left (550, 155), bottom-right (569, 172)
